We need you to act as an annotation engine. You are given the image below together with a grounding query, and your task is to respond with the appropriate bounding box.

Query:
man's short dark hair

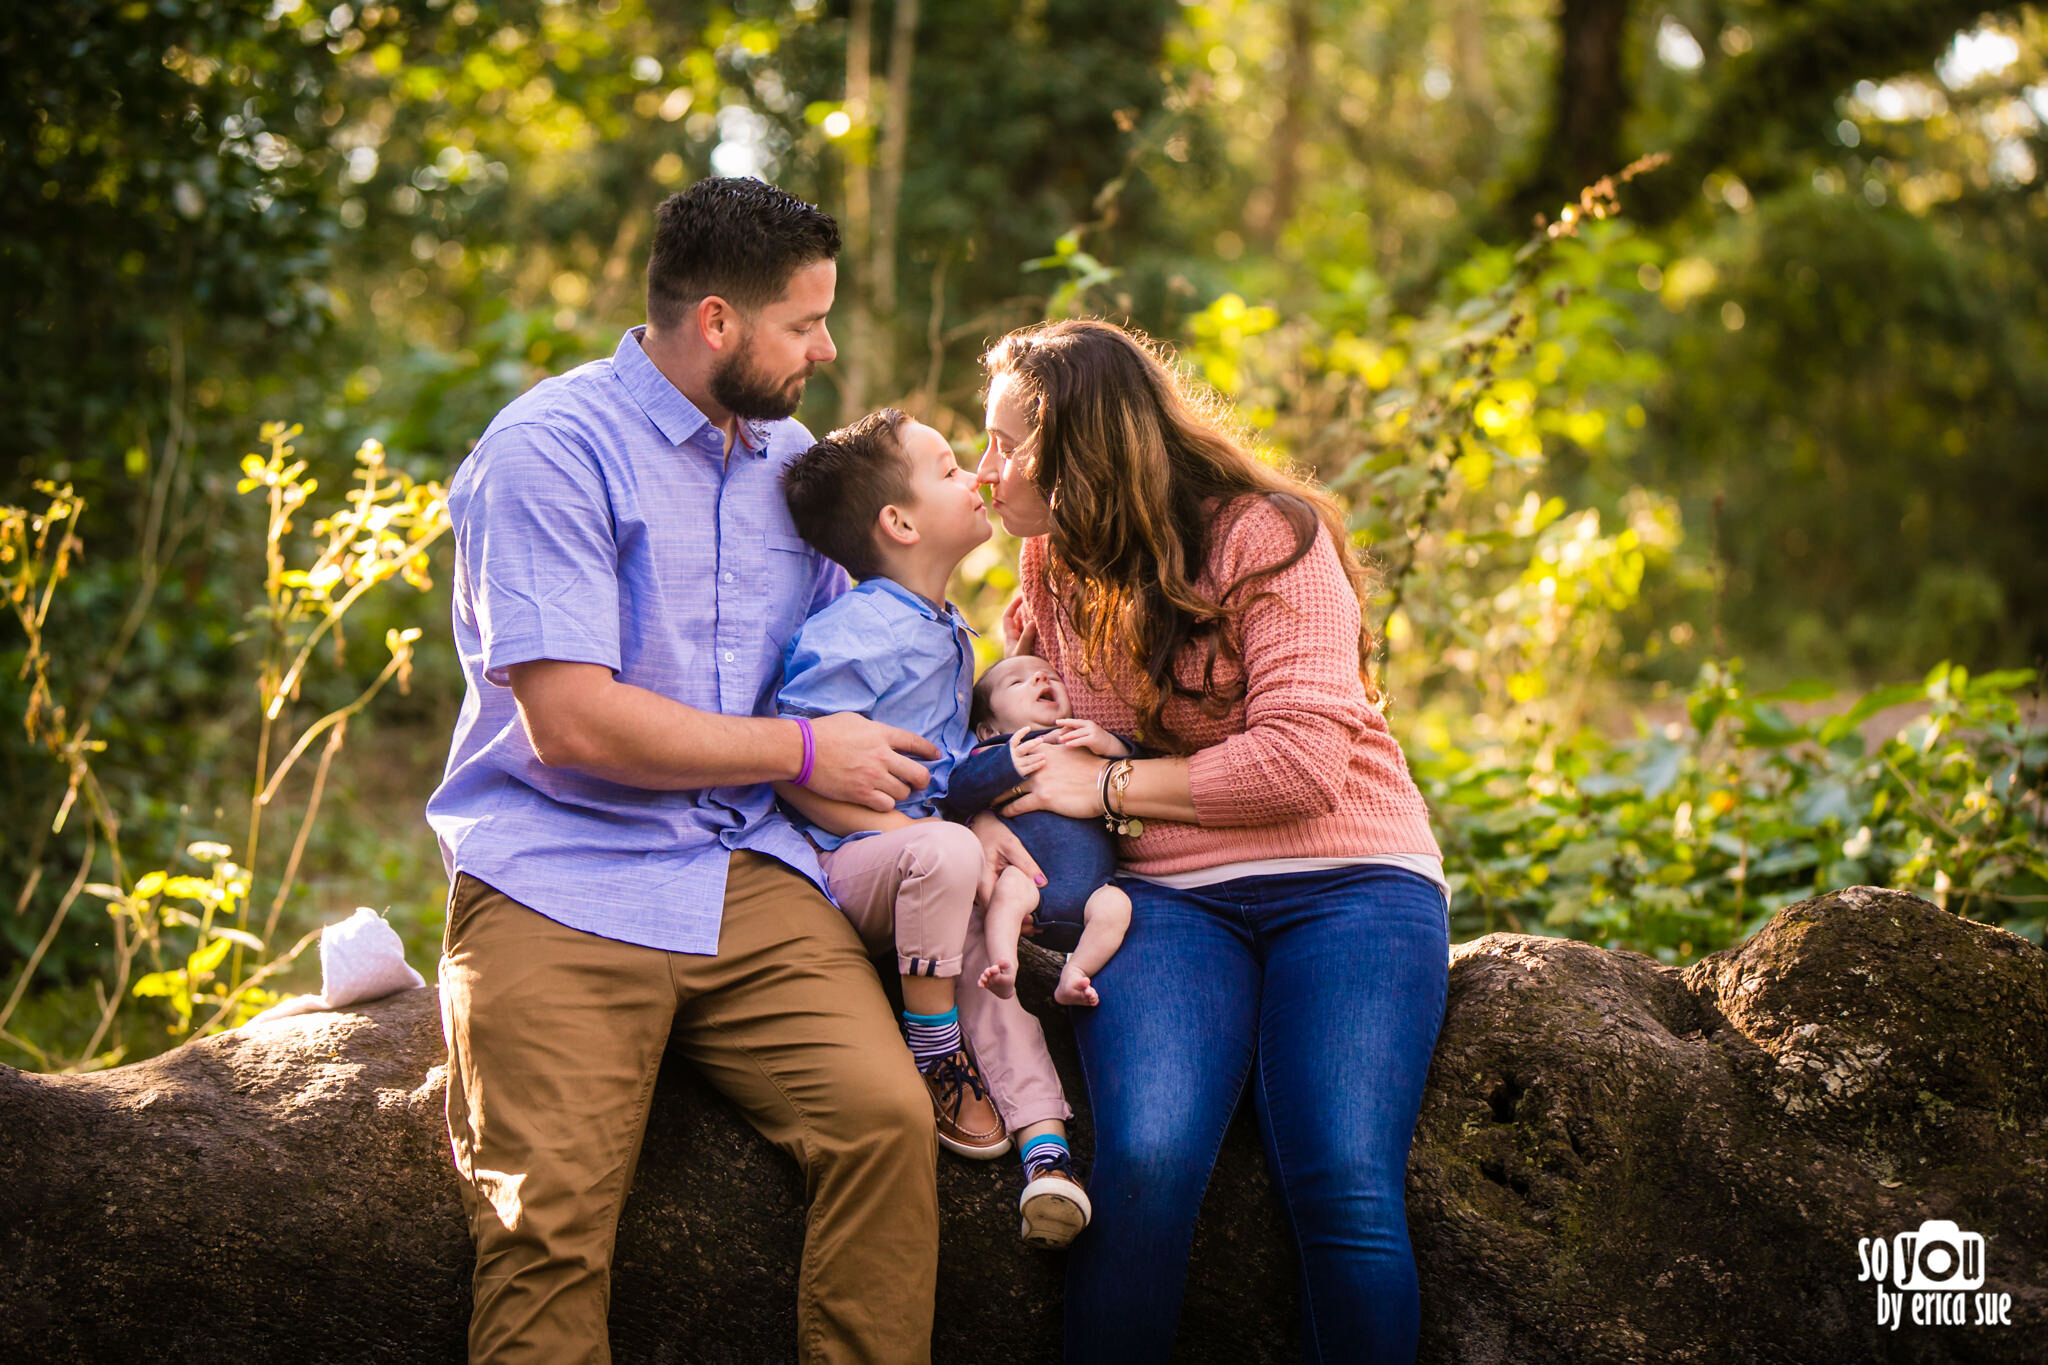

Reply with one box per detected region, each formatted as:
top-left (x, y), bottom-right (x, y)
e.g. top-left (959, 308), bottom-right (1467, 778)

top-left (782, 409), bottom-right (913, 581)
top-left (647, 178), bottom-right (841, 329)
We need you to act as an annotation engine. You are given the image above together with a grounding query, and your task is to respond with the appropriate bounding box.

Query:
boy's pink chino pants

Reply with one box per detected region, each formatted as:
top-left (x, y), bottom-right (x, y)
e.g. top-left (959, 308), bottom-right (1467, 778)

top-left (818, 820), bottom-right (1074, 1134)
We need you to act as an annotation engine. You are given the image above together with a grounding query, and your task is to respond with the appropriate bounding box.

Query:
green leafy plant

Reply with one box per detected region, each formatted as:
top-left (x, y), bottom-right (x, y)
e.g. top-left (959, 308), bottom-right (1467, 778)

top-left (1, 424), bottom-right (448, 1069)
top-left (1420, 661), bottom-right (2047, 962)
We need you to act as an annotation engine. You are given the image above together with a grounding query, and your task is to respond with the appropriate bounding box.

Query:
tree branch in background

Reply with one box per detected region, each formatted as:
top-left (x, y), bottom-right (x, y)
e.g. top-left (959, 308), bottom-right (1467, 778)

top-left (916, 249), bottom-right (949, 417)
top-left (874, 0), bottom-right (919, 323)
top-left (1253, 0), bottom-right (1314, 245)
top-left (839, 0), bottom-right (876, 420)
top-left (1624, 0), bottom-right (2031, 226)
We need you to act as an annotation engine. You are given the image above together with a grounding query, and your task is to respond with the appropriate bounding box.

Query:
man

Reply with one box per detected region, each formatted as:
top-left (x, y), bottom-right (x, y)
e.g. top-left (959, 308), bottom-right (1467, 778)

top-left (428, 177), bottom-right (964, 1364)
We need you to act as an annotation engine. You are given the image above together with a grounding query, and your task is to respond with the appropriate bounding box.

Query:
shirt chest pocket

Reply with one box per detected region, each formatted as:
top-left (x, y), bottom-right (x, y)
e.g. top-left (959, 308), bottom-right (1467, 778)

top-left (763, 532), bottom-right (819, 651)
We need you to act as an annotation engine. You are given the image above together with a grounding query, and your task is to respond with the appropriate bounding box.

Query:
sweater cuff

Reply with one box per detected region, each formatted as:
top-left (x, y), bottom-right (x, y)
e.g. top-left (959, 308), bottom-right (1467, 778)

top-left (1186, 743), bottom-right (1253, 825)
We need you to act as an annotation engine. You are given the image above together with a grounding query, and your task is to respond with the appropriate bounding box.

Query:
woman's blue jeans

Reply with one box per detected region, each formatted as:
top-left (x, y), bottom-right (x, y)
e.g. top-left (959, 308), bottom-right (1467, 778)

top-left (1064, 864), bottom-right (1450, 1364)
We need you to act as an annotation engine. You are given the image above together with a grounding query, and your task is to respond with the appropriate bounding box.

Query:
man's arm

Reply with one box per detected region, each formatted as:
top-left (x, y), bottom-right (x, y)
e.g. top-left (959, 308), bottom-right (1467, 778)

top-left (509, 660), bottom-right (936, 811)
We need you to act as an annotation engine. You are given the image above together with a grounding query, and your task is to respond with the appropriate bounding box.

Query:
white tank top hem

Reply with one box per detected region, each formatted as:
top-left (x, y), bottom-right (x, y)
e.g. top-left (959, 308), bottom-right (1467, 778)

top-left (1124, 853), bottom-right (1450, 906)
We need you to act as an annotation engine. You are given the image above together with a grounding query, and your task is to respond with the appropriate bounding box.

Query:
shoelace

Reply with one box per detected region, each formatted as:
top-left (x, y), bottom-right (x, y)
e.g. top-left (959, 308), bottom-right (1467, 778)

top-left (1025, 1150), bottom-right (1077, 1184)
top-left (922, 1051), bottom-right (990, 1113)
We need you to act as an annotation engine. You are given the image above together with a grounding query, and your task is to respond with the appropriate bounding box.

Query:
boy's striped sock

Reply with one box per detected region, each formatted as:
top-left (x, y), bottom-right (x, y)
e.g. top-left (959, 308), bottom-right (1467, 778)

top-left (1020, 1132), bottom-right (1070, 1182)
top-left (902, 1007), bottom-right (962, 1074)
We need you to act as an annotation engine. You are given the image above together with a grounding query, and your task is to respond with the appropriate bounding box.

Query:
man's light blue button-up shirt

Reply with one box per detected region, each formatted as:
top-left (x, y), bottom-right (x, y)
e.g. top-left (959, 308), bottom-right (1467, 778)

top-left (776, 577), bottom-right (978, 852)
top-left (426, 327), bottom-right (848, 953)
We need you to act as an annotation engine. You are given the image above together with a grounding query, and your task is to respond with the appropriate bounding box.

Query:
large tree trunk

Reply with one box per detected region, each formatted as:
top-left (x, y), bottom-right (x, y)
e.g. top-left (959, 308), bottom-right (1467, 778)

top-left (1502, 0), bottom-right (1633, 230)
top-left (3, 886), bottom-right (2042, 1362)
top-left (837, 0), bottom-right (917, 422)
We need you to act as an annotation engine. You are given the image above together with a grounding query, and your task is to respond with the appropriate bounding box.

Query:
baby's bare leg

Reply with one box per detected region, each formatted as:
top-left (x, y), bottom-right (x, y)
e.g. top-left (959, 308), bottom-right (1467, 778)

top-left (978, 866), bottom-right (1040, 1000)
top-left (1055, 884), bottom-right (1133, 1008)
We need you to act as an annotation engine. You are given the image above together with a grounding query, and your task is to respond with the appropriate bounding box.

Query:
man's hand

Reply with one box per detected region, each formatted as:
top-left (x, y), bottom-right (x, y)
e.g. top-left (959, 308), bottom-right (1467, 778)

top-left (805, 712), bottom-right (939, 812)
top-left (969, 811), bottom-right (1044, 908)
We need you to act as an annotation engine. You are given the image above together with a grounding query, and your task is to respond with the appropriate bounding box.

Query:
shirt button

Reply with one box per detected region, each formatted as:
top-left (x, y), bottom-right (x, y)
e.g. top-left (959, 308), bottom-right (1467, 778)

top-left (724, 650), bottom-right (735, 662)
top-left (722, 571), bottom-right (734, 582)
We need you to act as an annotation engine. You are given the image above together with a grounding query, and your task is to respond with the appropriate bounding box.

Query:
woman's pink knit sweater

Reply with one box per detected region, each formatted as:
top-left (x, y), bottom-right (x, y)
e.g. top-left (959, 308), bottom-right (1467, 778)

top-left (1018, 496), bottom-right (1440, 877)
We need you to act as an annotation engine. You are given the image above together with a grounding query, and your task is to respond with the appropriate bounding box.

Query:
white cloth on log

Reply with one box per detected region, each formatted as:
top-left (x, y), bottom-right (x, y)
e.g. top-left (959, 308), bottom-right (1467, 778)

top-left (244, 907), bottom-right (426, 1025)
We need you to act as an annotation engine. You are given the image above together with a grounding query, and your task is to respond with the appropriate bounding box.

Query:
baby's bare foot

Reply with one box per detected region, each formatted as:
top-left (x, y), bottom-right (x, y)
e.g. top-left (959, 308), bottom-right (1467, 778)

top-left (979, 959), bottom-right (1018, 999)
top-left (1054, 963), bottom-right (1100, 1007)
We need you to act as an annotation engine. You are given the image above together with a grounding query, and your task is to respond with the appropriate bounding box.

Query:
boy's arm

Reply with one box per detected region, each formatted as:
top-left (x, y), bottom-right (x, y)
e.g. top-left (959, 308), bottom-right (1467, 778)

top-left (774, 781), bottom-right (913, 838)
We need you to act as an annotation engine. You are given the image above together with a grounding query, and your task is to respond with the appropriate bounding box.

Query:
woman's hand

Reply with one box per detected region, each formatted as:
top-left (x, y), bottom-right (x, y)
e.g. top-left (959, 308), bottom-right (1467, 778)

top-left (1002, 594), bottom-right (1038, 658)
top-left (998, 743), bottom-right (1111, 820)
top-left (1048, 717), bottom-right (1128, 758)
top-left (969, 811), bottom-right (1045, 909)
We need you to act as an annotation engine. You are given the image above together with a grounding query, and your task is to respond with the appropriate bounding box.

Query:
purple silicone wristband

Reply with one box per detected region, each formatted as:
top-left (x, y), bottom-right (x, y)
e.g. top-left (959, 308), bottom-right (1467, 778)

top-left (793, 716), bottom-right (816, 787)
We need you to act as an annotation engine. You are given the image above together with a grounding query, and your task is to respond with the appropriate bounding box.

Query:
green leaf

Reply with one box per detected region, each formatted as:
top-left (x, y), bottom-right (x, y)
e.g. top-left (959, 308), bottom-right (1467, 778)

top-left (1966, 668), bottom-right (2037, 699)
top-left (1551, 837), bottom-right (1620, 877)
top-left (188, 936), bottom-right (233, 976)
top-left (1735, 704), bottom-right (1805, 748)
top-left (1755, 679), bottom-right (1835, 704)
top-left (1636, 743), bottom-right (1686, 802)
top-left (132, 970), bottom-right (184, 998)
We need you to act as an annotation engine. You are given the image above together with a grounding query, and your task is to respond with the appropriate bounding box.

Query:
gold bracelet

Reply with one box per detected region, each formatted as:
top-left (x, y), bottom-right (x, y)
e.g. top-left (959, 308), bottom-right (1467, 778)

top-left (1102, 758), bottom-right (1143, 838)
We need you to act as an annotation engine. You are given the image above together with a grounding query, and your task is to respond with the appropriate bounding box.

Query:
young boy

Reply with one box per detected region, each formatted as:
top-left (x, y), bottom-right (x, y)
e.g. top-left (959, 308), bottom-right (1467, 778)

top-left (940, 656), bottom-right (1134, 1009)
top-left (775, 408), bottom-right (1091, 1249)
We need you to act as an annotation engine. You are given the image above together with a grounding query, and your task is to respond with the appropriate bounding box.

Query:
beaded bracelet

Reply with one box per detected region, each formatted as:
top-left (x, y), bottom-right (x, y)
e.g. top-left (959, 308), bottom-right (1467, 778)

top-left (792, 716), bottom-right (816, 787)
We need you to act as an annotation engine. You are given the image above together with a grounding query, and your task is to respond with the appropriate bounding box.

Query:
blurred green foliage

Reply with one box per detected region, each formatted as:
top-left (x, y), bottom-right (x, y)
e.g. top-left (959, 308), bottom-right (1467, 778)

top-left (2, 427), bottom-right (445, 1068)
top-left (4, 1), bottom-right (2046, 1069)
top-left (1423, 661), bottom-right (2048, 958)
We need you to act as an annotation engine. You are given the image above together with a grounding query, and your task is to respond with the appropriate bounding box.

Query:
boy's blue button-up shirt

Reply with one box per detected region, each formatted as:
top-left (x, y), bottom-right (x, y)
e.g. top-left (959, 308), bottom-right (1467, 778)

top-left (776, 577), bottom-right (978, 852)
top-left (426, 327), bottom-right (848, 954)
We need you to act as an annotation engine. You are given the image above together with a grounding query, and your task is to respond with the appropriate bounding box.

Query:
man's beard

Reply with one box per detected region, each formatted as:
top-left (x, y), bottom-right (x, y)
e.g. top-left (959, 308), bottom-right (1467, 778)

top-left (709, 337), bottom-right (811, 422)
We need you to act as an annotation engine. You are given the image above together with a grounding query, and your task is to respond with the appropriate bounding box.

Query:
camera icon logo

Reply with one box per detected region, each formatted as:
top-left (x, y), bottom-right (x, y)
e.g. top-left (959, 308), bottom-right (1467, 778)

top-left (1892, 1220), bottom-right (1985, 1292)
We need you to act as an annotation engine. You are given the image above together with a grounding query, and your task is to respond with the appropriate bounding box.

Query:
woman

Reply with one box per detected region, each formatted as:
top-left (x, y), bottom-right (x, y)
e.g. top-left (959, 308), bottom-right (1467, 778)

top-left (976, 318), bottom-right (1450, 1364)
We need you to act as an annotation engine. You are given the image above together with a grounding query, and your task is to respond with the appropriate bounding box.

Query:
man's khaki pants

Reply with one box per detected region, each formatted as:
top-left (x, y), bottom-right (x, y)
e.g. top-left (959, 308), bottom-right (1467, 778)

top-left (440, 853), bottom-right (939, 1364)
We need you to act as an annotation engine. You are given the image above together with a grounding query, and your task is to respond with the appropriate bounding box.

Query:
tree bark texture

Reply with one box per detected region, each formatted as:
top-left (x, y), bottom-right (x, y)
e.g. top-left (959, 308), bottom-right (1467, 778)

top-left (3, 887), bottom-right (2041, 1362)
top-left (837, 0), bottom-right (917, 421)
top-left (1505, 0), bottom-right (1631, 229)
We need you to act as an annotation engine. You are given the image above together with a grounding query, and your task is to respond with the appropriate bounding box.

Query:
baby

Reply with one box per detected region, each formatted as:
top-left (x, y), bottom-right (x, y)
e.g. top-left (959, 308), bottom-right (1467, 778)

top-left (939, 654), bottom-right (1133, 1007)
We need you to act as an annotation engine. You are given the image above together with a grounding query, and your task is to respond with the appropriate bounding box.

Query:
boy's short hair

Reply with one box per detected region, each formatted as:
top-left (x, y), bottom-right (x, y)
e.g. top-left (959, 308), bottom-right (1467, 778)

top-left (783, 408), bottom-right (913, 580)
top-left (646, 178), bottom-right (841, 329)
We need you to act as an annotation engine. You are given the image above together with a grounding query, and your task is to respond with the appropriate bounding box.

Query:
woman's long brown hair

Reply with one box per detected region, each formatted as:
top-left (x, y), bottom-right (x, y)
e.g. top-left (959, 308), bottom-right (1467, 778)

top-left (983, 318), bottom-right (1378, 752)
